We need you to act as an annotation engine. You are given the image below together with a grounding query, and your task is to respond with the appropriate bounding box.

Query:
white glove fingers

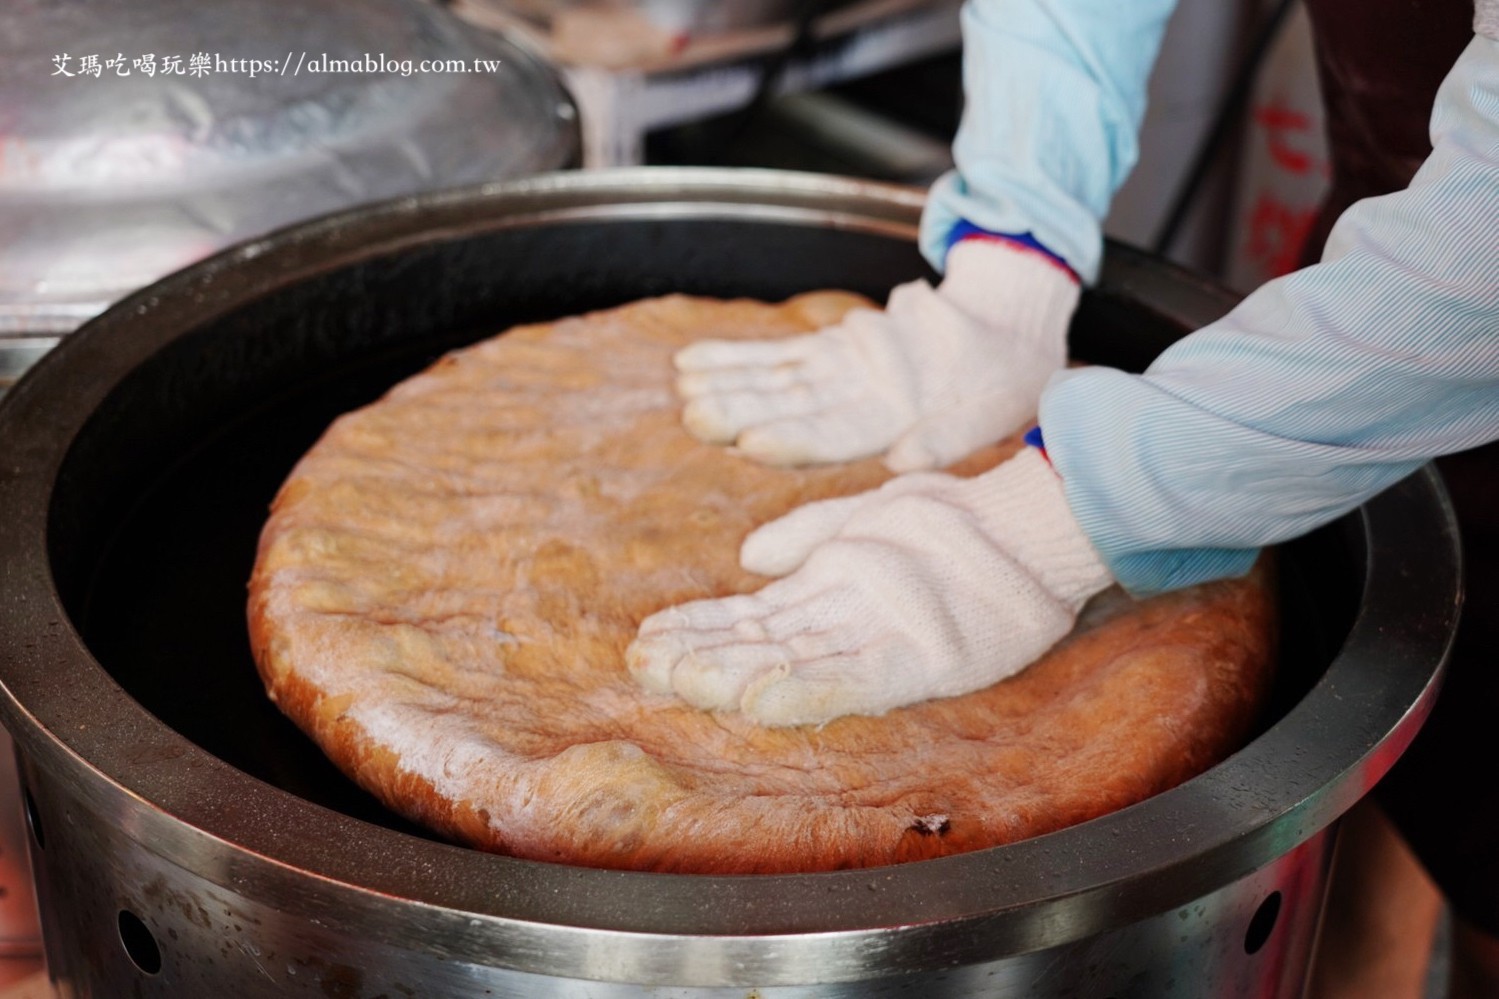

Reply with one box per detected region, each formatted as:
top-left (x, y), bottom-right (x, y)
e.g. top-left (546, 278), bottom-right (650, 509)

top-left (672, 240), bottom-right (1077, 473)
top-left (636, 593), bottom-right (768, 636)
top-left (627, 593), bottom-right (770, 694)
top-left (739, 650), bottom-right (912, 727)
top-left (740, 472), bottom-right (954, 576)
top-left (681, 385), bottom-right (824, 445)
top-left (739, 493), bottom-right (873, 576)
top-left (735, 404), bottom-right (900, 467)
top-left (627, 629), bottom-right (786, 712)
top-left (668, 641), bottom-right (792, 713)
top-left (628, 591), bottom-right (803, 712)
top-left (674, 336), bottom-right (815, 373)
top-left (627, 613), bottom-right (714, 694)
top-left (625, 626), bottom-right (696, 695)
top-left (884, 395), bottom-right (1031, 472)
top-left (879, 278), bottom-right (939, 320)
top-left (884, 275), bottom-right (962, 334)
top-left (883, 422), bottom-right (964, 472)
top-left (676, 363), bottom-right (806, 399)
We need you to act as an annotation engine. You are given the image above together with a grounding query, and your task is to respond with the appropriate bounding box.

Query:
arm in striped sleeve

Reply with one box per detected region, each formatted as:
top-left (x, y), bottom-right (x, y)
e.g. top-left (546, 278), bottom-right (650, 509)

top-left (1038, 32), bottom-right (1499, 596)
top-left (917, 0), bottom-right (1177, 283)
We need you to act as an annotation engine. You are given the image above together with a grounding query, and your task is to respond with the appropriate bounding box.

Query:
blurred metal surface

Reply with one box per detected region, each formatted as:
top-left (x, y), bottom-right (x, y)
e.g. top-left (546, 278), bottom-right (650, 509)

top-left (0, 0), bottom-right (578, 334)
top-left (0, 168), bottom-right (1460, 995)
top-left (0, 337), bottom-right (59, 399)
top-left (494, 0), bottom-right (811, 34)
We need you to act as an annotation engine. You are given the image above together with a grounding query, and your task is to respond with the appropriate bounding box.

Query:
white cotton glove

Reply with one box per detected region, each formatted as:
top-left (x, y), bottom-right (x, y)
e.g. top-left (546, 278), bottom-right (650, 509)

top-left (626, 448), bottom-right (1113, 727)
top-left (676, 238), bottom-right (1079, 472)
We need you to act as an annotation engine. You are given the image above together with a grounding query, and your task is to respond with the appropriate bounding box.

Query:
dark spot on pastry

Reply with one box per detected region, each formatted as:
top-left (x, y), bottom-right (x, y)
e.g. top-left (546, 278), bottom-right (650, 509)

top-left (909, 815), bottom-right (951, 836)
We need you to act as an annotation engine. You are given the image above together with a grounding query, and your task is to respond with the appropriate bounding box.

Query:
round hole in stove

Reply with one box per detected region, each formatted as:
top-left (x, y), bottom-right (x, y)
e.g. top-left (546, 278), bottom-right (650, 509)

top-left (21, 786), bottom-right (43, 851)
top-left (1244, 891), bottom-right (1283, 955)
top-left (118, 909), bottom-right (162, 975)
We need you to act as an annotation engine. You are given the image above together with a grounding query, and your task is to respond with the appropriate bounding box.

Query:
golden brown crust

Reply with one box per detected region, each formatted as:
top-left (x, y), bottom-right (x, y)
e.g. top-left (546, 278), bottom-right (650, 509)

top-left (248, 292), bottom-right (1276, 874)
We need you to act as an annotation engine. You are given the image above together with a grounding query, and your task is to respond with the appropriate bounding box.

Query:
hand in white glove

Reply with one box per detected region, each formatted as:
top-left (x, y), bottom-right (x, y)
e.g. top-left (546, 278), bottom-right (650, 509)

top-left (676, 238), bottom-right (1079, 472)
top-left (626, 448), bottom-right (1113, 727)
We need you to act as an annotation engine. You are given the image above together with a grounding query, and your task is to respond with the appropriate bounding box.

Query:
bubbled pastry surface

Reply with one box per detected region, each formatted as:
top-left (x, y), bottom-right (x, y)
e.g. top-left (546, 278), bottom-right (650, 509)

top-left (247, 292), bottom-right (1276, 874)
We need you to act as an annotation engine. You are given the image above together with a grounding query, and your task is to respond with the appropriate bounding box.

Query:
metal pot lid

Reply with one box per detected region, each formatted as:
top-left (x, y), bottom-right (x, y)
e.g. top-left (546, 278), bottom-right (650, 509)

top-left (0, 0), bottom-right (577, 332)
top-left (0, 169), bottom-right (1461, 986)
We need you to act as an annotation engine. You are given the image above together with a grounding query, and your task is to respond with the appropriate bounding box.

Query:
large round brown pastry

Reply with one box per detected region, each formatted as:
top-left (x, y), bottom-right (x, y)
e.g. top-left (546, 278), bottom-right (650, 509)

top-left (248, 292), bottom-right (1276, 874)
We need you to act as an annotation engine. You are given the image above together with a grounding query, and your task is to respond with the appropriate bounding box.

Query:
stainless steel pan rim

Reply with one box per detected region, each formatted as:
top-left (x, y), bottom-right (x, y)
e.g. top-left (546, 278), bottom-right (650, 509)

top-left (0, 168), bottom-right (1460, 987)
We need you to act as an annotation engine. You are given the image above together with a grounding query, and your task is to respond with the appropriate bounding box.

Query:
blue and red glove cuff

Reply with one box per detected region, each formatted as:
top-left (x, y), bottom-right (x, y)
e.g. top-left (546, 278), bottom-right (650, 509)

top-left (1023, 425), bottom-right (1051, 464)
top-left (946, 222), bottom-right (1079, 284)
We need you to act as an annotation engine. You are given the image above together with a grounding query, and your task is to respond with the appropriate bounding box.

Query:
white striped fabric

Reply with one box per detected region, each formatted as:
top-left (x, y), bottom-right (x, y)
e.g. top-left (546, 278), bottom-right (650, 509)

top-left (1040, 35), bottom-right (1499, 594)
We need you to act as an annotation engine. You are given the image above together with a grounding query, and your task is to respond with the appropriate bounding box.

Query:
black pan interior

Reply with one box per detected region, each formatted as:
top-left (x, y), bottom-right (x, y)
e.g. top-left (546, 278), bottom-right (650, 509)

top-left (47, 217), bottom-right (1360, 838)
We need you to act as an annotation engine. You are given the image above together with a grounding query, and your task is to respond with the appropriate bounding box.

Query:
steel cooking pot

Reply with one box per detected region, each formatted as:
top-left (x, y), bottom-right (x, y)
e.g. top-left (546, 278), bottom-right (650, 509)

top-left (0, 168), bottom-right (1460, 997)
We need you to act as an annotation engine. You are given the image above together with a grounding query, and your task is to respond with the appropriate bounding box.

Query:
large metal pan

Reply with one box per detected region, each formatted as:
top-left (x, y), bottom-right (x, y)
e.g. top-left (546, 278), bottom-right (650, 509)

top-left (0, 168), bottom-right (1460, 997)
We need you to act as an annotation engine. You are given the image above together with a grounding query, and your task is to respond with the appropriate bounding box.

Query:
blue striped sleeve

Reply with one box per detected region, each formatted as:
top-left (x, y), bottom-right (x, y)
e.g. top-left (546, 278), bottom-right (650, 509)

top-left (1039, 34), bottom-right (1499, 596)
top-left (918, 0), bottom-right (1176, 283)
